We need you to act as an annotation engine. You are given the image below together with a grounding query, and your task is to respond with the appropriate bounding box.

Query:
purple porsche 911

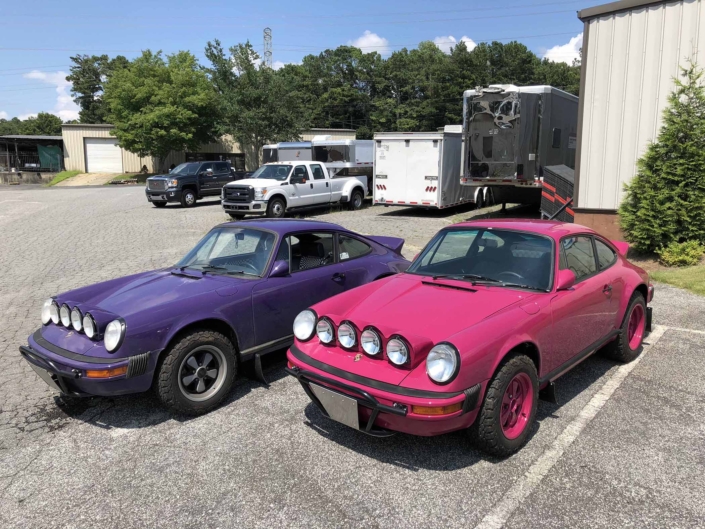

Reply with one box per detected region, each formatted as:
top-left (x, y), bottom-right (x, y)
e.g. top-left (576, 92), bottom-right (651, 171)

top-left (20, 219), bottom-right (409, 414)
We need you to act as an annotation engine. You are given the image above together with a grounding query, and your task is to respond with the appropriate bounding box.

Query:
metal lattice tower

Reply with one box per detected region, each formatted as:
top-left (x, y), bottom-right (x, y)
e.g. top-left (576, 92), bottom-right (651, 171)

top-left (263, 28), bottom-right (272, 68)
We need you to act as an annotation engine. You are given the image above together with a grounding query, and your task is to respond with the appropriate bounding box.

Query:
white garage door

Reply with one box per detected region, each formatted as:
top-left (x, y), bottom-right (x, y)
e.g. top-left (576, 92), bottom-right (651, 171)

top-left (85, 138), bottom-right (123, 173)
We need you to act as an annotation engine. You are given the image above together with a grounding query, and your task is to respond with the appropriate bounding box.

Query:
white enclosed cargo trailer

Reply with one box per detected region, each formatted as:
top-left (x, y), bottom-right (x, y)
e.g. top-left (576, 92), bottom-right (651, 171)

top-left (373, 126), bottom-right (481, 209)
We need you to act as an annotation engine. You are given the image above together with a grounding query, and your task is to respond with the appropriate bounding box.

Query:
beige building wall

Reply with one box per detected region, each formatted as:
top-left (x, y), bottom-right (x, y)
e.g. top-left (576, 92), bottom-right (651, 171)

top-left (576, 0), bottom-right (705, 212)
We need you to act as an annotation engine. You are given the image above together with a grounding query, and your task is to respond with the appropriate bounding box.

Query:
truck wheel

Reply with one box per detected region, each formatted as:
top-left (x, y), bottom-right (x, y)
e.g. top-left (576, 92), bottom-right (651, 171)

top-left (475, 193), bottom-right (484, 210)
top-left (349, 189), bottom-right (364, 211)
top-left (155, 329), bottom-right (237, 415)
top-left (470, 354), bottom-right (538, 457)
top-left (266, 197), bottom-right (286, 218)
top-left (601, 292), bottom-right (647, 363)
top-left (152, 201), bottom-right (167, 208)
top-left (228, 213), bottom-right (245, 220)
top-left (180, 189), bottom-right (197, 208)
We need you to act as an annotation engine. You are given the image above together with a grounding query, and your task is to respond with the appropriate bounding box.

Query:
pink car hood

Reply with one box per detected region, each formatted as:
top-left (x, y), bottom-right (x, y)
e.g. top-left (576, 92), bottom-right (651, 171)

top-left (307, 274), bottom-right (533, 384)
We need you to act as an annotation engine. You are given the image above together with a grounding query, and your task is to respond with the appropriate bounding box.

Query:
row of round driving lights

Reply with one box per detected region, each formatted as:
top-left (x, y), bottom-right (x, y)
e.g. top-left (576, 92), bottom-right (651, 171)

top-left (42, 299), bottom-right (98, 338)
top-left (293, 310), bottom-right (460, 384)
top-left (40, 299), bottom-right (124, 352)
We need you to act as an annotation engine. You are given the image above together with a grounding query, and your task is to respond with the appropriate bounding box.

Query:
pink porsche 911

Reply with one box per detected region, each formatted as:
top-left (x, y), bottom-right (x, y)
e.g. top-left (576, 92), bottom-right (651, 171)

top-left (285, 219), bottom-right (654, 456)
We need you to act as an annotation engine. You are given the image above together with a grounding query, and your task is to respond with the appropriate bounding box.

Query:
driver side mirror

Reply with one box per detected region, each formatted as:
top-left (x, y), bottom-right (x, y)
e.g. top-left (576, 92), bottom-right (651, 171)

top-left (269, 260), bottom-right (290, 278)
top-left (556, 269), bottom-right (576, 291)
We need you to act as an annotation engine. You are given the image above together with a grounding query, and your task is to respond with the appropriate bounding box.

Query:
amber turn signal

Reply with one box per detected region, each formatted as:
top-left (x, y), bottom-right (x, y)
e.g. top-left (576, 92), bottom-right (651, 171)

top-left (85, 365), bottom-right (128, 379)
top-left (411, 402), bottom-right (463, 416)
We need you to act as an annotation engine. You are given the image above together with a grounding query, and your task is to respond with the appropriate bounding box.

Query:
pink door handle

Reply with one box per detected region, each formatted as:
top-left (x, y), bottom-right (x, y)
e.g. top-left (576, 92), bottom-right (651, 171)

top-left (603, 284), bottom-right (612, 294)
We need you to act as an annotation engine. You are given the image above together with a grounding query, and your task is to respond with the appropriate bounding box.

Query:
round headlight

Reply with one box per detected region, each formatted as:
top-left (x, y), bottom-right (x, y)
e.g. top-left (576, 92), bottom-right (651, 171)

top-left (387, 337), bottom-right (409, 366)
top-left (361, 328), bottom-right (381, 356)
top-left (71, 307), bottom-right (83, 332)
top-left (338, 322), bottom-right (356, 349)
top-left (104, 319), bottom-right (125, 352)
top-left (59, 304), bottom-right (71, 327)
top-left (316, 318), bottom-right (334, 344)
top-left (293, 309), bottom-right (317, 341)
top-left (83, 313), bottom-right (96, 339)
top-left (49, 301), bottom-right (60, 324)
top-left (41, 299), bottom-right (53, 325)
top-left (426, 343), bottom-right (460, 384)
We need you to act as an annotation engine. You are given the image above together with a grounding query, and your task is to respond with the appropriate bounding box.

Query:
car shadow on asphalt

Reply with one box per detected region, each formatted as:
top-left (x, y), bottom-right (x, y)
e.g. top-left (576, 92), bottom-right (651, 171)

top-left (298, 352), bottom-right (616, 471)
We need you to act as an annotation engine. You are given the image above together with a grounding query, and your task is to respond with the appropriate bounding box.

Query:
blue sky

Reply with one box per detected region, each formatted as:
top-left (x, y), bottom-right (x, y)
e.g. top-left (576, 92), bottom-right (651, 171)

top-left (0, 0), bottom-right (602, 121)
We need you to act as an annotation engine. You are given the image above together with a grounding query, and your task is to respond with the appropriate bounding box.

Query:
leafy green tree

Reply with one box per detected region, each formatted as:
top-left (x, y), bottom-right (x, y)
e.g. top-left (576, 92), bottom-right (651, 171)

top-left (21, 112), bottom-right (63, 135)
top-left (204, 40), bottom-right (308, 168)
top-left (66, 54), bottom-right (129, 123)
top-left (0, 118), bottom-right (24, 135)
top-left (620, 61), bottom-right (705, 252)
top-left (103, 50), bottom-right (219, 171)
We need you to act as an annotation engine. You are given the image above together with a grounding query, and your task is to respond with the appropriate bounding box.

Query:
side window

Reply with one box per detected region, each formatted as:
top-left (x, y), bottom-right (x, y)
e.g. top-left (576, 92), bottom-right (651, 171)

top-left (311, 164), bottom-right (326, 180)
top-left (214, 162), bottom-right (228, 173)
top-left (594, 239), bottom-right (617, 270)
top-left (293, 165), bottom-right (308, 181)
top-left (275, 237), bottom-right (290, 262)
top-left (560, 236), bottom-right (596, 281)
top-left (338, 234), bottom-right (371, 261)
top-left (289, 232), bottom-right (335, 272)
top-left (200, 162), bottom-right (214, 173)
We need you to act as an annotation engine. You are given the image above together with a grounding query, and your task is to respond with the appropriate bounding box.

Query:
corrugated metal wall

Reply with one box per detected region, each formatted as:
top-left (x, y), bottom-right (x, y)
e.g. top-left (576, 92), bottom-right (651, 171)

top-left (62, 126), bottom-right (243, 173)
top-left (578, 0), bottom-right (704, 210)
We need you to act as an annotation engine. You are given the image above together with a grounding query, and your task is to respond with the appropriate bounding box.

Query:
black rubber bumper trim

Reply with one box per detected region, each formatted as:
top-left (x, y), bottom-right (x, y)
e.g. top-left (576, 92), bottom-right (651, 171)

top-left (290, 343), bottom-right (464, 399)
top-left (461, 383), bottom-right (482, 414)
top-left (32, 329), bottom-right (120, 364)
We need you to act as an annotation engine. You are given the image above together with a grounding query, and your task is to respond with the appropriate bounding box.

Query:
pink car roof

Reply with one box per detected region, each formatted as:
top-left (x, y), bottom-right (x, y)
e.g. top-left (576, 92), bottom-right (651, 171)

top-left (453, 219), bottom-right (598, 241)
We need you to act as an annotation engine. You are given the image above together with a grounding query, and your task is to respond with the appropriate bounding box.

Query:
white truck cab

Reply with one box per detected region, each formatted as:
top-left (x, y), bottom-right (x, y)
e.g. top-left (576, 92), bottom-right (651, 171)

top-left (221, 161), bottom-right (367, 219)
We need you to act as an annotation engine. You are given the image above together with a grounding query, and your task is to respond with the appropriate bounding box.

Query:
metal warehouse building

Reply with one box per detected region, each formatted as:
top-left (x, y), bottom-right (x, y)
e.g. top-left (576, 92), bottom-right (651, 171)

top-left (575, 0), bottom-right (705, 238)
top-left (61, 125), bottom-right (356, 174)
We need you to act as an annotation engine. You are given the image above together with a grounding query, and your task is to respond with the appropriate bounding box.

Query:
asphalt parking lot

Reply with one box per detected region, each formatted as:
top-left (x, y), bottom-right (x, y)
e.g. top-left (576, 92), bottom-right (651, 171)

top-left (1, 186), bottom-right (704, 528)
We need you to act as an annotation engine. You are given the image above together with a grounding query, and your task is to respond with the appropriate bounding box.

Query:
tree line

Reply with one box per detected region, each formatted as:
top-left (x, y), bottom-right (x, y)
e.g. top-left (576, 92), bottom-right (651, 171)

top-left (4, 39), bottom-right (581, 169)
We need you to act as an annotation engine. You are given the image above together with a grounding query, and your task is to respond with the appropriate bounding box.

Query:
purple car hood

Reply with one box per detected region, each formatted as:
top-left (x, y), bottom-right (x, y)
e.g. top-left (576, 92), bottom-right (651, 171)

top-left (61, 269), bottom-right (246, 319)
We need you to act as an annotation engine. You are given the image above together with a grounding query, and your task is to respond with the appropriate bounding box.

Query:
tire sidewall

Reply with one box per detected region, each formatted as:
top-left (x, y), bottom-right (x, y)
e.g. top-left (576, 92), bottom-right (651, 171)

top-left (152, 201), bottom-right (167, 208)
top-left (181, 190), bottom-right (197, 208)
top-left (158, 331), bottom-right (236, 415)
top-left (350, 190), bottom-right (363, 210)
top-left (267, 197), bottom-right (286, 218)
top-left (623, 294), bottom-right (647, 355)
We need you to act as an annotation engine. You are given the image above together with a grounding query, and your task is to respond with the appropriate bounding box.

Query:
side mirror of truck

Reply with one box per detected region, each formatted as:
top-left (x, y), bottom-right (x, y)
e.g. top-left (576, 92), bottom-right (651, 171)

top-left (290, 175), bottom-right (306, 184)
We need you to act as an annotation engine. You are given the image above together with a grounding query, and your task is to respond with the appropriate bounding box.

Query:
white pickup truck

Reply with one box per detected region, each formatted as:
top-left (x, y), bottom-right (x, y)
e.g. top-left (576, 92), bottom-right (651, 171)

top-left (221, 161), bottom-right (367, 219)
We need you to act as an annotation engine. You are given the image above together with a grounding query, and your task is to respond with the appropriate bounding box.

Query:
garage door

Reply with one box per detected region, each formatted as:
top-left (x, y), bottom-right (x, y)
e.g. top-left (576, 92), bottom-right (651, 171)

top-left (85, 138), bottom-right (123, 173)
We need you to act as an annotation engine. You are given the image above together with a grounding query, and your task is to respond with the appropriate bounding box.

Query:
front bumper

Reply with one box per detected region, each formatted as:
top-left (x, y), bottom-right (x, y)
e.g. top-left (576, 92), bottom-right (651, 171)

top-left (286, 347), bottom-right (483, 437)
top-left (145, 187), bottom-right (181, 203)
top-left (221, 199), bottom-right (267, 215)
top-left (20, 329), bottom-right (157, 397)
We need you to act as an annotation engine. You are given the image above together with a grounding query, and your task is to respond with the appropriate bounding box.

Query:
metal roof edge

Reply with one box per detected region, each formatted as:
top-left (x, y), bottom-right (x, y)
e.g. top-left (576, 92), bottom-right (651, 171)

top-left (61, 123), bottom-right (115, 128)
top-left (579, 0), bottom-right (668, 21)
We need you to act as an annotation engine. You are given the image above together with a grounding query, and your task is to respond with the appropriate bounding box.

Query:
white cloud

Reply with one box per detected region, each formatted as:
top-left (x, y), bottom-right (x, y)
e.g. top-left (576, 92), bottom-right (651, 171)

top-left (272, 60), bottom-right (287, 70)
top-left (0, 111), bottom-right (8, 120)
top-left (433, 35), bottom-right (477, 54)
top-left (543, 33), bottom-right (583, 64)
top-left (348, 30), bottom-right (390, 56)
top-left (18, 113), bottom-right (38, 120)
top-left (22, 70), bottom-right (80, 121)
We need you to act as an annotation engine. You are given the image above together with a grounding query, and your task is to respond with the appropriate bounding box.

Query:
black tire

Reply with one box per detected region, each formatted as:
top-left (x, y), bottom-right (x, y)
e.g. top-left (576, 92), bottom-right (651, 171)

top-left (601, 292), bottom-right (647, 363)
top-left (152, 201), bottom-right (167, 208)
top-left (348, 189), bottom-right (364, 211)
top-left (470, 354), bottom-right (538, 457)
top-left (228, 213), bottom-right (245, 220)
top-left (155, 329), bottom-right (237, 415)
top-left (475, 193), bottom-right (484, 210)
top-left (266, 197), bottom-right (286, 218)
top-left (180, 189), bottom-right (197, 208)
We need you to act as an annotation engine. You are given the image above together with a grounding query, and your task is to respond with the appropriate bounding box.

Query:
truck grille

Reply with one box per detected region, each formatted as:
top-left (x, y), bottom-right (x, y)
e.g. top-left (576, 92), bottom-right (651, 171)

top-left (148, 179), bottom-right (167, 191)
top-left (224, 186), bottom-right (254, 203)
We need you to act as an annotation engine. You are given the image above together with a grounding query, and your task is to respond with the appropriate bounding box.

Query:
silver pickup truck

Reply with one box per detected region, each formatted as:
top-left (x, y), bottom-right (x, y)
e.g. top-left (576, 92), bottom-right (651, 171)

top-left (221, 161), bottom-right (367, 219)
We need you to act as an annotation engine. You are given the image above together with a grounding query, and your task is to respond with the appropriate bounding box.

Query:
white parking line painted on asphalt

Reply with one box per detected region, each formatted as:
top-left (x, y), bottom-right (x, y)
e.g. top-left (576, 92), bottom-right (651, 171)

top-left (474, 324), bottom-right (668, 529)
top-left (661, 326), bottom-right (705, 335)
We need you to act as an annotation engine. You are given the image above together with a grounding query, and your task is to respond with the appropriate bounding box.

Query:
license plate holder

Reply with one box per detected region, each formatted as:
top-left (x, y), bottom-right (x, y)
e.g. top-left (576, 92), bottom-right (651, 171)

top-left (29, 363), bottom-right (62, 393)
top-left (310, 383), bottom-right (359, 430)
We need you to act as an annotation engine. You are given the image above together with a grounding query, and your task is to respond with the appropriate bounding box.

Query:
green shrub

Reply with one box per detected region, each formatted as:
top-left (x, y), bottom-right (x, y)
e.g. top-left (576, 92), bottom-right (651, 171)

top-left (619, 61), bottom-right (705, 252)
top-left (656, 240), bottom-right (705, 267)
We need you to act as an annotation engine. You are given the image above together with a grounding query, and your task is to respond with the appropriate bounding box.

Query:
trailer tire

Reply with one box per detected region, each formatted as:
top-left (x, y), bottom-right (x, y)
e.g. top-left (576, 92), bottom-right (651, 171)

top-left (475, 192), bottom-right (484, 210)
top-left (349, 189), bottom-right (364, 211)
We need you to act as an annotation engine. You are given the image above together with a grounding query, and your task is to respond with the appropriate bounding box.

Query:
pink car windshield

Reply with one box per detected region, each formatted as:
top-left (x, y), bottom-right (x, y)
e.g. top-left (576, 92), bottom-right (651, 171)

top-left (407, 228), bottom-right (553, 291)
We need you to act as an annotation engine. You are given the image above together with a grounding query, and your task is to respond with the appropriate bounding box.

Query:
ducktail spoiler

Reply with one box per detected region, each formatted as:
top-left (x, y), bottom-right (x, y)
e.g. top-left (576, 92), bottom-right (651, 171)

top-left (367, 236), bottom-right (405, 255)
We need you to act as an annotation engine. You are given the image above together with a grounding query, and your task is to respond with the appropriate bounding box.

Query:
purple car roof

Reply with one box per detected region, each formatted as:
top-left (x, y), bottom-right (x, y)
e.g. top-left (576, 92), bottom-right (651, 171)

top-left (217, 218), bottom-right (347, 235)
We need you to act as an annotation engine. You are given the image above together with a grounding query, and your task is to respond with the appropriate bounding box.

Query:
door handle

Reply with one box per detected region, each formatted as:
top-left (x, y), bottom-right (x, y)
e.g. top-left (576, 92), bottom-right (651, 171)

top-left (332, 272), bottom-right (345, 281)
top-left (310, 183), bottom-right (314, 189)
top-left (326, 182), bottom-right (329, 187)
top-left (603, 284), bottom-right (612, 294)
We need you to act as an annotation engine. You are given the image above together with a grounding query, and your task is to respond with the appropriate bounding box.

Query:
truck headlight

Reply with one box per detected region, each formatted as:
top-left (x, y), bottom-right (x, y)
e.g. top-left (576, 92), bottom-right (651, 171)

top-left (168, 179), bottom-right (178, 187)
top-left (426, 343), bottom-right (460, 384)
top-left (254, 188), bottom-right (268, 200)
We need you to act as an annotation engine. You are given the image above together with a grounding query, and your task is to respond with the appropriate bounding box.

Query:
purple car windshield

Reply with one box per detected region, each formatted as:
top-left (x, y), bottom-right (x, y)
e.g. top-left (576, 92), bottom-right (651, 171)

top-left (176, 227), bottom-right (276, 277)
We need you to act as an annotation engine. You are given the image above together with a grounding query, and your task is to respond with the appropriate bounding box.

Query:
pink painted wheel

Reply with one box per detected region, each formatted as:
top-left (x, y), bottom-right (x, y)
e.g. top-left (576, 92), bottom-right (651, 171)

top-left (500, 372), bottom-right (534, 440)
top-left (627, 303), bottom-right (645, 350)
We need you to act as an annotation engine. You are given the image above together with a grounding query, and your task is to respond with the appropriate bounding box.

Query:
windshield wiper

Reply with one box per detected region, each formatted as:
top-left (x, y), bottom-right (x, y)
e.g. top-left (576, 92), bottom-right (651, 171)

top-left (496, 282), bottom-right (546, 292)
top-left (431, 273), bottom-right (501, 283)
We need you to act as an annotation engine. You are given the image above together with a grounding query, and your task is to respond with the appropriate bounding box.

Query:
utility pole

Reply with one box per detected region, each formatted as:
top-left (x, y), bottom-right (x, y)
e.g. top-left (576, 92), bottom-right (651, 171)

top-left (263, 27), bottom-right (272, 68)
